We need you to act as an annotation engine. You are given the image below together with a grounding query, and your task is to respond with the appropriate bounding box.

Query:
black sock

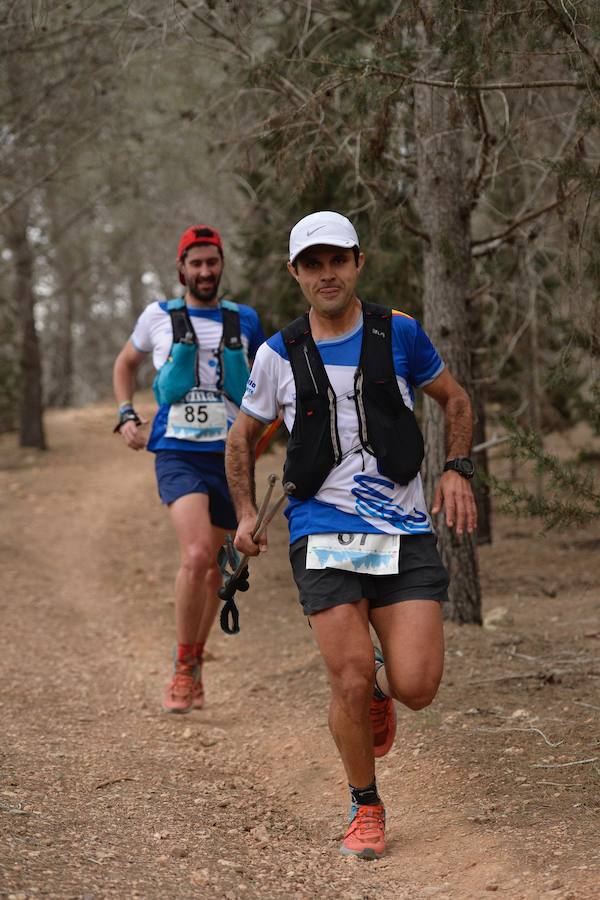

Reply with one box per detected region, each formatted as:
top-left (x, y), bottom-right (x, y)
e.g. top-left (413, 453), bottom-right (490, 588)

top-left (349, 780), bottom-right (381, 807)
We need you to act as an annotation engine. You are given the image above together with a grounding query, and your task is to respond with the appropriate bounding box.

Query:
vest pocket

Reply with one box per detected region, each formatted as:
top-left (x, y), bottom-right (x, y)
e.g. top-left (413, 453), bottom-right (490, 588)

top-left (364, 378), bottom-right (424, 485)
top-left (283, 395), bottom-right (338, 501)
top-left (152, 342), bottom-right (197, 406)
top-left (221, 346), bottom-right (250, 406)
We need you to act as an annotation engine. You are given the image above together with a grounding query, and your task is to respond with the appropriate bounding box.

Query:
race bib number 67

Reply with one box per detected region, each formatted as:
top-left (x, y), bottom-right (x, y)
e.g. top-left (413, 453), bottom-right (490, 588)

top-left (306, 532), bottom-right (400, 575)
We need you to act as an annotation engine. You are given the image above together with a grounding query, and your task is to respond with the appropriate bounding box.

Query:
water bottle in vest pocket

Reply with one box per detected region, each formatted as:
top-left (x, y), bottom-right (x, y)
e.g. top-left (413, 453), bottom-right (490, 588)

top-left (219, 300), bottom-right (250, 407)
top-left (221, 344), bottom-right (250, 406)
top-left (152, 299), bottom-right (198, 406)
top-left (152, 339), bottom-right (197, 406)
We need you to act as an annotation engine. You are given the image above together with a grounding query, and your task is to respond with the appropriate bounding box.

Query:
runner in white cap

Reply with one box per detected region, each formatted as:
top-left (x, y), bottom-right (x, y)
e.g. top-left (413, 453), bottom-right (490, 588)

top-left (226, 210), bottom-right (477, 859)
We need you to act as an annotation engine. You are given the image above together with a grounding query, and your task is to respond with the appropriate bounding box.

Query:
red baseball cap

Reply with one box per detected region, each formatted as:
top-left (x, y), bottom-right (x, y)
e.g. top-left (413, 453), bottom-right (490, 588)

top-left (177, 224), bottom-right (223, 285)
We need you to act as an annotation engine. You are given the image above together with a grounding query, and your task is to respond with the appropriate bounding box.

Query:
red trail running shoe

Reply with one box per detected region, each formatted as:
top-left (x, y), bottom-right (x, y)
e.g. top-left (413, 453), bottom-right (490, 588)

top-left (340, 804), bottom-right (386, 860)
top-left (162, 662), bottom-right (196, 714)
top-left (371, 647), bottom-right (397, 757)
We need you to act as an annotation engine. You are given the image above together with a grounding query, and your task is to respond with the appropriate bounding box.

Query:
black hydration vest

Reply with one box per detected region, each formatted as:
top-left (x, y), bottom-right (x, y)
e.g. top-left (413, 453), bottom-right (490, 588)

top-left (281, 301), bottom-right (425, 501)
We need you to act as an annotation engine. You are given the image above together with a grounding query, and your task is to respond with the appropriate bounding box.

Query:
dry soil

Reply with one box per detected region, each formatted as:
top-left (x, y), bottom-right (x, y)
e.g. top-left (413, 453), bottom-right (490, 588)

top-left (1, 401), bottom-right (599, 899)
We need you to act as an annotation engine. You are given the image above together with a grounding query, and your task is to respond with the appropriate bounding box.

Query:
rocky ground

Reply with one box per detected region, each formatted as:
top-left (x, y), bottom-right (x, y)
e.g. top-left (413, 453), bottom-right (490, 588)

top-left (1, 400), bottom-right (599, 899)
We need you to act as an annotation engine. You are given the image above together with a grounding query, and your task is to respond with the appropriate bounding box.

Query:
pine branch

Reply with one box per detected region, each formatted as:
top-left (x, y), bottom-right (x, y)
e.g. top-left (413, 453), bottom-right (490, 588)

top-left (540, 0), bottom-right (600, 80)
top-left (0, 128), bottom-right (98, 218)
top-left (487, 419), bottom-right (600, 530)
top-left (487, 475), bottom-right (599, 530)
top-left (471, 186), bottom-right (581, 251)
top-left (297, 58), bottom-right (589, 91)
top-left (175, 0), bottom-right (251, 60)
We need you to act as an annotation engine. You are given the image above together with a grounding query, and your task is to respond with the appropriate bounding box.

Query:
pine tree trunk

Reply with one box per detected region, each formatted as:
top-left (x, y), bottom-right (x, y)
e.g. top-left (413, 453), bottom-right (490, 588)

top-left (5, 8), bottom-right (46, 446)
top-left (8, 204), bottom-right (47, 449)
top-left (468, 292), bottom-right (492, 545)
top-left (473, 386), bottom-right (492, 545)
top-left (526, 247), bottom-right (543, 500)
top-left (45, 185), bottom-right (75, 408)
top-left (413, 23), bottom-right (481, 623)
top-left (49, 290), bottom-right (74, 409)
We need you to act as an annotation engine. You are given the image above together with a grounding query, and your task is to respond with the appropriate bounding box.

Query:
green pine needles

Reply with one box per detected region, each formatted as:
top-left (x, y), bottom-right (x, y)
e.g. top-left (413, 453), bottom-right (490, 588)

top-left (487, 418), bottom-right (600, 530)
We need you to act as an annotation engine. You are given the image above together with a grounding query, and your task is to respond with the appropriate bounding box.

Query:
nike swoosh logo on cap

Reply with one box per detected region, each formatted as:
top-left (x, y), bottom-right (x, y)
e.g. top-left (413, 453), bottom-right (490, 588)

top-left (306, 224), bottom-right (328, 236)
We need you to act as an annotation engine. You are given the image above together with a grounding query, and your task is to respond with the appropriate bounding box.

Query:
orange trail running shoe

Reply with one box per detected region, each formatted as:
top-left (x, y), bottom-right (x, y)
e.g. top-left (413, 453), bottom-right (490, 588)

top-left (371, 647), bottom-right (397, 758)
top-left (340, 804), bottom-right (386, 860)
top-left (162, 662), bottom-right (195, 714)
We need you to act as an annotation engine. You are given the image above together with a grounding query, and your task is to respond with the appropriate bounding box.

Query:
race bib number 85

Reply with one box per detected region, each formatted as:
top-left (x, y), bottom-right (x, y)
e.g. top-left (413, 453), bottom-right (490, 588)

top-left (165, 389), bottom-right (227, 442)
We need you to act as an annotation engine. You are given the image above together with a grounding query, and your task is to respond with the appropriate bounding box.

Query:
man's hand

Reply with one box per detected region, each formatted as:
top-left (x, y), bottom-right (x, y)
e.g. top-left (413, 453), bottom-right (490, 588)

top-left (431, 470), bottom-right (477, 535)
top-left (234, 511), bottom-right (268, 557)
top-left (119, 420), bottom-right (147, 451)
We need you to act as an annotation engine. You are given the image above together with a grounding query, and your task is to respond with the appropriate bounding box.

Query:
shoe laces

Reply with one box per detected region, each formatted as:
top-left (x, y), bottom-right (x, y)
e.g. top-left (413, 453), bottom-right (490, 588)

top-left (351, 805), bottom-right (385, 838)
top-left (171, 665), bottom-right (195, 695)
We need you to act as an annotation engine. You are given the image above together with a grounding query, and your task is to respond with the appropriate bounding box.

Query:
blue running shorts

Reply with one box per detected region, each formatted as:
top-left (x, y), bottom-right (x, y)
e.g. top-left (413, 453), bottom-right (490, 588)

top-left (154, 450), bottom-right (237, 530)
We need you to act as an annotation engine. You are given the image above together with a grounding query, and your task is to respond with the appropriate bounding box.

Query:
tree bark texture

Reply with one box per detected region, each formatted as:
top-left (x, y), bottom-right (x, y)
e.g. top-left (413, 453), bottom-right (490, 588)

top-left (413, 18), bottom-right (481, 623)
top-left (46, 187), bottom-right (75, 408)
top-left (8, 204), bottom-right (47, 449)
top-left (468, 289), bottom-right (492, 545)
top-left (472, 385), bottom-right (492, 545)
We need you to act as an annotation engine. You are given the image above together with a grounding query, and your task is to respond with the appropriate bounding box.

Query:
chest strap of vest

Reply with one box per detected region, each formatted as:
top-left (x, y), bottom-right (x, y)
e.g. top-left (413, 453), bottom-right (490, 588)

top-left (283, 314), bottom-right (342, 465)
top-left (220, 300), bottom-right (242, 351)
top-left (355, 301), bottom-right (395, 453)
top-left (281, 301), bottom-right (424, 499)
top-left (281, 314), bottom-right (342, 501)
top-left (151, 299), bottom-right (199, 404)
top-left (356, 301), bottom-right (424, 485)
top-left (218, 300), bottom-right (249, 405)
top-left (166, 298), bottom-right (249, 405)
top-left (166, 298), bottom-right (197, 345)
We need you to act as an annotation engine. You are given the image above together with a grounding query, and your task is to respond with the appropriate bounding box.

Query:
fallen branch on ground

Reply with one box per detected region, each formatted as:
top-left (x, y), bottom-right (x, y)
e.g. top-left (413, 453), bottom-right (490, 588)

top-left (474, 725), bottom-right (563, 748)
top-left (95, 776), bottom-right (134, 790)
top-left (531, 757), bottom-right (599, 769)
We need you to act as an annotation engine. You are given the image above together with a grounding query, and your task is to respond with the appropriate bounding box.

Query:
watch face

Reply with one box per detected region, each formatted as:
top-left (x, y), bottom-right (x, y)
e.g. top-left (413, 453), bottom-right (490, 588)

top-left (459, 458), bottom-right (475, 477)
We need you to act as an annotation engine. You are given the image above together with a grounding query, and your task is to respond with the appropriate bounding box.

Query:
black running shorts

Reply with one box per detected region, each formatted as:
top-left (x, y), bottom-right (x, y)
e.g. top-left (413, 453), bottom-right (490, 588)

top-left (289, 533), bottom-right (449, 617)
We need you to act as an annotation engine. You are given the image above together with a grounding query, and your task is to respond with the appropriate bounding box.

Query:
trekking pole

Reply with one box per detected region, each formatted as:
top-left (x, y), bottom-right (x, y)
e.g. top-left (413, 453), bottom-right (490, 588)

top-left (219, 474), bottom-right (276, 588)
top-left (218, 478), bottom-right (295, 635)
top-left (254, 472), bottom-right (278, 530)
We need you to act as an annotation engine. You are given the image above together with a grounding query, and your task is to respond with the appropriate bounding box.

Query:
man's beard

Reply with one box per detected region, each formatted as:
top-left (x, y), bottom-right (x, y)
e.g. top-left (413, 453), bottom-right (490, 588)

top-left (188, 275), bottom-right (220, 303)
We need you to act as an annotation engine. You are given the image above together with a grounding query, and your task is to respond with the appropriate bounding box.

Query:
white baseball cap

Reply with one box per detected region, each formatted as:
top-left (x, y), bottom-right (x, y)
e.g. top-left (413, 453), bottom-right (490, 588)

top-left (289, 211), bottom-right (359, 263)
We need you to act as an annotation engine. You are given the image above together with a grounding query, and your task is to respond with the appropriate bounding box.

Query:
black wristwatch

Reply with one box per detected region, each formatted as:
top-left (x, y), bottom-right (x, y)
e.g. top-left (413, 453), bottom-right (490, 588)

top-left (443, 457), bottom-right (475, 480)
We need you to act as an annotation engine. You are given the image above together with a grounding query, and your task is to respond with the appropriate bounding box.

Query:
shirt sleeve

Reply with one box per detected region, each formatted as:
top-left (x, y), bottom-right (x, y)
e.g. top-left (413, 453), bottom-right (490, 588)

top-left (240, 342), bottom-right (279, 424)
top-left (247, 308), bottom-right (266, 358)
top-left (410, 321), bottom-right (445, 387)
top-left (130, 305), bottom-right (155, 353)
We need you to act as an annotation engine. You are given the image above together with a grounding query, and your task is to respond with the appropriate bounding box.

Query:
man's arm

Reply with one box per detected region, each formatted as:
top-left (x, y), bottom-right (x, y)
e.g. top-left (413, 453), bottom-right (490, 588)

top-left (421, 369), bottom-right (477, 535)
top-left (225, 411), bottom-right (271, 556)
top-left (112, 340), bottom-right (148, 451)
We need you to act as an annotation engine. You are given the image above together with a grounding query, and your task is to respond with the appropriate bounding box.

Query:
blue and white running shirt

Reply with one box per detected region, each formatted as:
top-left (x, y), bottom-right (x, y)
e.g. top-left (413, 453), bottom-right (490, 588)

top-left (131, 299), bottom-right (265, 453)
top-left (241, 308), bottom-right (444, 544)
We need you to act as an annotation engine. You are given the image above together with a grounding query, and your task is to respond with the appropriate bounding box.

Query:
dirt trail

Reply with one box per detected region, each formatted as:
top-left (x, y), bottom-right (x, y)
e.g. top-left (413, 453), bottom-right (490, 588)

top-left (1, 400), bottom-right (599, 899)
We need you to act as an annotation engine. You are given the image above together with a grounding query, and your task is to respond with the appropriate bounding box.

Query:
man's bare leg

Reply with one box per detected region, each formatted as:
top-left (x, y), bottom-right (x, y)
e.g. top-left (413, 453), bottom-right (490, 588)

top-left (169, 493), bottom-right (225, 645)
top-left (163, 493), bottom-right (228, 712)
top-left (369, 599), bottom-right (444, 709)
top-left (309, 599), bottom-right (375, 788)
top-left (194, 525), bottom-right (230, 647)
top-left (309, 599), bottom-right (389, 859)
